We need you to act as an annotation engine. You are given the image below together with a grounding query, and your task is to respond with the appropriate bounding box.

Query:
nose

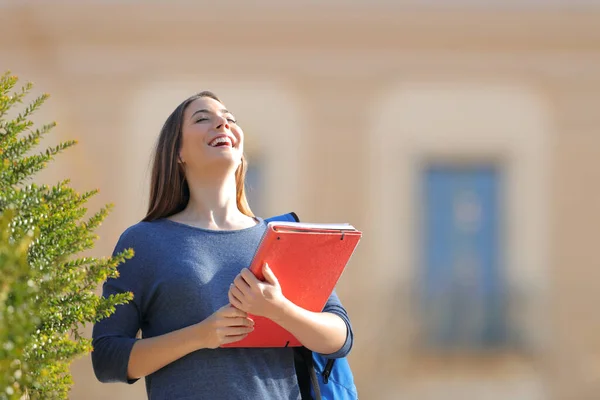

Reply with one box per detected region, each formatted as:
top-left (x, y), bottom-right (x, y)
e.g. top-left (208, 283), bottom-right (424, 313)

top-left (215, 115), bottom-right (230, 130)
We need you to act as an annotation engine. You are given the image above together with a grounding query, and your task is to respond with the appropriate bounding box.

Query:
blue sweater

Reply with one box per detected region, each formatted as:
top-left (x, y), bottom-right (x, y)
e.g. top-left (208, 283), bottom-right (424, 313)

top-left (91, 218), bottom-right (353, 400)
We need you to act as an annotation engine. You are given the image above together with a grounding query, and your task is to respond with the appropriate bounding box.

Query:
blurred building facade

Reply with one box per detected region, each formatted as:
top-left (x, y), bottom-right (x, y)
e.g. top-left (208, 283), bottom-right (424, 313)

top-left (2, 2), bottom-right (600, 399)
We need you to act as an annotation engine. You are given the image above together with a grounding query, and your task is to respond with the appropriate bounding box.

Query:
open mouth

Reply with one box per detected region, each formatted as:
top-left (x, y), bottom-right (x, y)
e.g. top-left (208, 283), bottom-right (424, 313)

top-left (208, 136), bottom-right (234, 148)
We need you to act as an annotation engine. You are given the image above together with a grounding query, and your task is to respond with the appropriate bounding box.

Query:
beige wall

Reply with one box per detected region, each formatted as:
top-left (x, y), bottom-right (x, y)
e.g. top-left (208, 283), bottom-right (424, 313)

top-left (2, 3), bottom-right (600, 399)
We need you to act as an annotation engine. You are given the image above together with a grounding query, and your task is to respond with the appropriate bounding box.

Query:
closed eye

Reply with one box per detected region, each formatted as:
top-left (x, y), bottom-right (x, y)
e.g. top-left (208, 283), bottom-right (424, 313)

top-left (227, 118), bottom-right (237, 124)
top-left (195, 118), bottom-right (208, 123)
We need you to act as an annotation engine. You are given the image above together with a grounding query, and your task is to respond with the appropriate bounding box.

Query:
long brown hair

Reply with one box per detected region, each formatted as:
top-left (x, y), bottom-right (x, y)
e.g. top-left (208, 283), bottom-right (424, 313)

top-left (143, 91), bottom-right (254, 222)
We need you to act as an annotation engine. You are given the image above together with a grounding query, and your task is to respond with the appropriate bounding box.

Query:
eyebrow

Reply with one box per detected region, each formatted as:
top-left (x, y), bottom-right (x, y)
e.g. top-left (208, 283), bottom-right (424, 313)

top-left (190, 108), bottom-right (233, 120)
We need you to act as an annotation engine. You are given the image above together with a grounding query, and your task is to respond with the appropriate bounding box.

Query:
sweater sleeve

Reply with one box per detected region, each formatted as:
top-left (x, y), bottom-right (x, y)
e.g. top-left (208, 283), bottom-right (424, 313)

top-left (91, 228), bottom-right (146, 384)
top-left (320, 289), bottom-right (354, 359)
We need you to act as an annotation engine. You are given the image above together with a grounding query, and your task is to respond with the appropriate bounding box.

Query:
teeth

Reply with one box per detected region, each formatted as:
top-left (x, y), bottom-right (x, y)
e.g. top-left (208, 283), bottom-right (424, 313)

top-left (209, 137), bottom-right (232, 147)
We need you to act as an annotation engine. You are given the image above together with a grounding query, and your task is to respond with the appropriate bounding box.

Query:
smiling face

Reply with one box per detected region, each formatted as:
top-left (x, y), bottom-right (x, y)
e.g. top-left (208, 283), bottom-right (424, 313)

top-left (179, 96), bottom-right (244, 174)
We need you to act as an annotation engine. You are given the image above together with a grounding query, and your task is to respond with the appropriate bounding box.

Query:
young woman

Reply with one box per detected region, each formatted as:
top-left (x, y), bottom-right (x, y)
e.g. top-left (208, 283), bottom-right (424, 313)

top-left (91, 92), bottom-right (353, 399)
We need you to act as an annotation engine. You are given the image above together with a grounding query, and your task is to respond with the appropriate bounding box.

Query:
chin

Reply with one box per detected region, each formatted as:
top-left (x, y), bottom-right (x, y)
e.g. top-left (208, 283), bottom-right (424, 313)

top-left (205, 154), bottom-right (241, 170)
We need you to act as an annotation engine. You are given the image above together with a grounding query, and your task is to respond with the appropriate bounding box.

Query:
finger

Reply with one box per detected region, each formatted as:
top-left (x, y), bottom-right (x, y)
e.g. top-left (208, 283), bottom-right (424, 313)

top-left (223, 326), bottom-right (254, 337)
top-left (225, 317), bottom-right (254, 327)
top-left (230, 283), bottom-right (246, 300)
top-left (228, 290), bottom-right (245, 311)
top-left (234, 274), bottom-right (252, 292)
top-left (262, 263), bottom-right (279, 286)
top-left (221, 334), bottom-right (249, 345)
top-left (219, 304), bottom-right (248, 318)
top-left (240, 268), bottom-right (259, 288)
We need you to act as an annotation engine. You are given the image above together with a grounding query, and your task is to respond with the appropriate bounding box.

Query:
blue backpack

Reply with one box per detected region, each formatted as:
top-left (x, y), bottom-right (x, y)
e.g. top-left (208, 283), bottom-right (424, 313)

top-left (266, 212), bottom-right (359, 400)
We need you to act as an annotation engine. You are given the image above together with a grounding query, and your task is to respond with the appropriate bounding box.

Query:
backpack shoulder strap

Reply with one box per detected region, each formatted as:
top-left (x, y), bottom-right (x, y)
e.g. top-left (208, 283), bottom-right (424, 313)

top-left (300, 347), bottom-right (322, 400)
top-left (265, 212), bottom-right (300, 223)
top-left (295, 348), bottom-right (315, 400)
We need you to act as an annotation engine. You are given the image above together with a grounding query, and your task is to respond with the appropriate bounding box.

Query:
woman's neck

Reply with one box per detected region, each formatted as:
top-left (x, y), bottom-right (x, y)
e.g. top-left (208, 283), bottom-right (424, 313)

top-left (171, 171), bottom-right (255, 230)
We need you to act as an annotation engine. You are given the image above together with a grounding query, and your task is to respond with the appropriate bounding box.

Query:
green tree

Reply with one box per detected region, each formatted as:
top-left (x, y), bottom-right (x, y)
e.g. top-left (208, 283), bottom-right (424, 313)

top-left (0, 72), bottom-right (133, 400)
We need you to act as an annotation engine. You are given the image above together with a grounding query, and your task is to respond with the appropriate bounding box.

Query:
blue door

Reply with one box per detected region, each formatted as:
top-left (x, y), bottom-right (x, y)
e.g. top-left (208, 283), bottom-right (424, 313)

top-left (420, 165), bottom-right (505, 350)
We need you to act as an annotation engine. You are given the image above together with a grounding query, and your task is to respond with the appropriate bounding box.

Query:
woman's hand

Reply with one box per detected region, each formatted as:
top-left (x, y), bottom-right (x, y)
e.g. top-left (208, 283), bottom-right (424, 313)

top-left (227, 264), bottom-right (349, 355)
top-left (195, 304), bottom-right (255, 349)
top-left (228, 263), bottom-right (288, 320)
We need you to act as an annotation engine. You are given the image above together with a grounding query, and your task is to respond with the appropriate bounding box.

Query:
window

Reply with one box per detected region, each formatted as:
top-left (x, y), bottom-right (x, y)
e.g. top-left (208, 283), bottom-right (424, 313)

top-left (245, 156), bottom-right (266, 218)
top-left (418, 164), bottom-right (507, 352)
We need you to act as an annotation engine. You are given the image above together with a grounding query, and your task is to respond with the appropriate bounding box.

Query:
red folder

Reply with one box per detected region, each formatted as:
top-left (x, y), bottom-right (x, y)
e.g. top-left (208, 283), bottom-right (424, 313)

top-left (222, 221), bottom-right (362, 348)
